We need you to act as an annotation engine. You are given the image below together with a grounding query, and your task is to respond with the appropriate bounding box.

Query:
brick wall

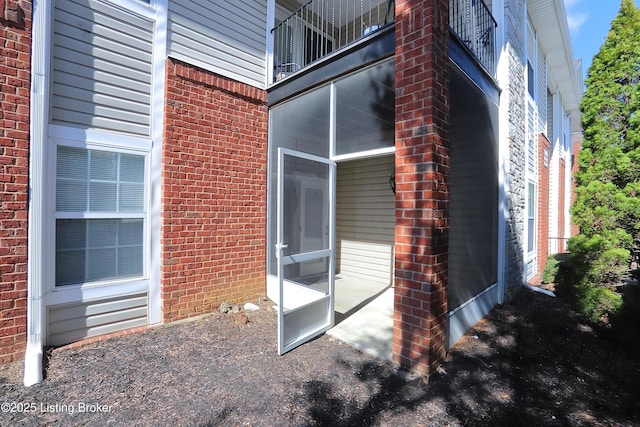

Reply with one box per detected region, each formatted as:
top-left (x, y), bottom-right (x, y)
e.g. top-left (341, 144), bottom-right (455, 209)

top-left (162, 59), bottom-right (267, 322)
top-left (558, 158), bottom-right (566, 252)
top-left (393, 0), bottom-right (450, 379)
top-left (536, 134), bottom-right (551, 281)
top-left (0, 0), bottom-right (31, 364)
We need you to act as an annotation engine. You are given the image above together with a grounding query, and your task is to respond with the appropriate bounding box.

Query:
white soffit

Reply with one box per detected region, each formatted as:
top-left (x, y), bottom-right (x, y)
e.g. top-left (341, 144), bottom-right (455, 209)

top-left (528, 0), bottom-right (583, 132)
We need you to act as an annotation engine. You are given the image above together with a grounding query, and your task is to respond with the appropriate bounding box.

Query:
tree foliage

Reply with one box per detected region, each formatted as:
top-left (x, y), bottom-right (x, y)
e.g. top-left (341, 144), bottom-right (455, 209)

top-left (571, 0), bottom-right (640, 321)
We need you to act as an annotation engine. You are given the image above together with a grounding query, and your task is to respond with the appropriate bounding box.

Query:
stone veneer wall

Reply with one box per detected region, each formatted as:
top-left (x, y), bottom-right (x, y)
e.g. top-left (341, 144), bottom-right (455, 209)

top-left (502, 0), bottom-right (527, 295)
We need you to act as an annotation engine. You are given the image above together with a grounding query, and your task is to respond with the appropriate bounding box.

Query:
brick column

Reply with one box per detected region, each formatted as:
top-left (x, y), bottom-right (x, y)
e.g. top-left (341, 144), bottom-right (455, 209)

top-left (0, 0), bottom-right (31, 364)
top-left (536, 134), bottom-right (551, 279)
top-left (393, 0), bottom-right (449, 379)
top-left (558, 158), bottom-right (566, 252)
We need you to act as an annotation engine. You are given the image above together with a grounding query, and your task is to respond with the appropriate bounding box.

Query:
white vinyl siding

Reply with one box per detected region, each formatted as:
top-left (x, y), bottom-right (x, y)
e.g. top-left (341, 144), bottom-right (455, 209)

top-left (336, 156), bottom-right (395, 285)
top-left (537, 41), bottom-right (547, 135)
top-left (47, 293), bottom-right (148, 346)
top-left (168, 0), bottom-right (267, 88)
top-left (51, 0), bottom-right (154, 136)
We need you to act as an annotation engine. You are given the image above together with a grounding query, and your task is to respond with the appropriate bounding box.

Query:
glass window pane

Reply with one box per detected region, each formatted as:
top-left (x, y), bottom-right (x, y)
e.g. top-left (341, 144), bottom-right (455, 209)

top-left (118, 246), bottom-right (143, 276)
top-left (56, 180), bottom-right (87, 211)
top-left (90, 182), bottom-right (118, 211)
top-left (119, 220), bottom-right (144, 246)
top-left (528, 218), bottom-right (535, 253)
top-left (119, 183), bottom-right (144, 212)
top-left (56, 219), bottom-right (144, 286)
top-left (528, 182), bottom-right (535, 216)
top-left (90, 151), bottom-right (118, 180)
top-left (87, 248), bottom-right (117, 282)
top-left (57, 146), bottom-right (87, 179)
top-left (56, 146), bottom-right (145, 213)
top-left (120, 154), bottom-right (145, 183)
top-left (56, 220), bottom-right (86, 250)
top-left (56, 250), bottom-right (86, 286)
top-left (88, 220), bottom-right (117, 247)
top-left (335, 60), bottom-right (395, 155)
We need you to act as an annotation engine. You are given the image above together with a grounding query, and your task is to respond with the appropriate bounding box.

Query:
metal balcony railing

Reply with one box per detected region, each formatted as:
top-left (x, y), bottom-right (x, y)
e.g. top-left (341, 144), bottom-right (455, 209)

top-left (272, 0), bottom-right (496, 82)
top-left (449, 0), bottom-right (497, 76)
top-left (272, 0), bottom-right (395, 82)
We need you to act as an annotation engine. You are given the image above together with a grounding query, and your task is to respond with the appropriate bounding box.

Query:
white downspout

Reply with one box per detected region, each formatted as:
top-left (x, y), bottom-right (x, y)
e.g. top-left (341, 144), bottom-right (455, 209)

top-left (24, 0), bottom-right (51, 386)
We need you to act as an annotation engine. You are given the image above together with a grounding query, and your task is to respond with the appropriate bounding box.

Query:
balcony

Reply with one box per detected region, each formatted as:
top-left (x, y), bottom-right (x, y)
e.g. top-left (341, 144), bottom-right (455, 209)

top-left (449, 0), bottom-right (497, 76)
top-left (272, 0), bottom-right (395, 83)
top-left (271, 0), bottom-right (496, 83)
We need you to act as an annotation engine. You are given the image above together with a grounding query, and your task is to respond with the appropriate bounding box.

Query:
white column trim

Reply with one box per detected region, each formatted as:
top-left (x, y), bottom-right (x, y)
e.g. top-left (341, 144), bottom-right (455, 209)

top-left (24, 0), bottom-right (52, 387)
top-left (494, 0), bottom-right (507, 304)
top-left (148, 0), bottom-right (168, 324)
top-left (265, 0), bottom-right (275, 86)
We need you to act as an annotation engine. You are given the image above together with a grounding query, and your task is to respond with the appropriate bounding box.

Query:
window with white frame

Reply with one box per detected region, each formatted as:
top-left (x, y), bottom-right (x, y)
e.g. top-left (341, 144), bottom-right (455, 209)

top-left (526, 22), bottom-right (536, 100)
top-left (55, 146), bottom-right (147, 286)
top-left (525, 19), bottom-right (538, 277)
top-left (527, 181), bottom-right (536, 254)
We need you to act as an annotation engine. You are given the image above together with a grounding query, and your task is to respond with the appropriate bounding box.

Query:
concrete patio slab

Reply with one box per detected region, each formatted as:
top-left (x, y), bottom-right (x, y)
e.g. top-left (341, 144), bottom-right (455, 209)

top-left (327, 287), bottom-right (394, 362)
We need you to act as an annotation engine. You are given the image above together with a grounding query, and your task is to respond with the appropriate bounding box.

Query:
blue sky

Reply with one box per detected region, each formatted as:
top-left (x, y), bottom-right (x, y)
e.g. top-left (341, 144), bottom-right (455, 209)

top-left (563, 0), bottom-right (638, 81)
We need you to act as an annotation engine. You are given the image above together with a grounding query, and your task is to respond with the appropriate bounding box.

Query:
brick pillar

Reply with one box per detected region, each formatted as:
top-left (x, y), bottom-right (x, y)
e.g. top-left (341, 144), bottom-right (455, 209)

top-left (0, 0), bottom-right (31, 364)
top-left (393, 0), bottom-right (449, 379)
top-left (536, 134), bottom-right (551, 279)
top-left (558, 158), bottom-right (566, 252)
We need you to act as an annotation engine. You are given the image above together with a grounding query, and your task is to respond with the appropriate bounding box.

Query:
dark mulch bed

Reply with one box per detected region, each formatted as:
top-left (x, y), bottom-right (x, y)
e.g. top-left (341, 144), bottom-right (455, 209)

top-left (2, 289), bottom-right (640, 426)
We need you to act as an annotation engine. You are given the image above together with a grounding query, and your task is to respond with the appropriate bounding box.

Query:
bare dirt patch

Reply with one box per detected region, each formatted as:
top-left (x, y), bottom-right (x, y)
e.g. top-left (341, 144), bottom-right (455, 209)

top-left (1, 290), bottom-right (639, 426)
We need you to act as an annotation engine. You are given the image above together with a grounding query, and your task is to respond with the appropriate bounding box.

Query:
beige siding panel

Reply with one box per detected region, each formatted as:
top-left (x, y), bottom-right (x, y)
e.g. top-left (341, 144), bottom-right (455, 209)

top-left (48, 294), bottom-right (148, 346)
top-left (168, 0), bottom-right (267, 88)
top-left (51, 0), bottom-right (153, 136)
top-left (336, 156), bottom-right (395, 284)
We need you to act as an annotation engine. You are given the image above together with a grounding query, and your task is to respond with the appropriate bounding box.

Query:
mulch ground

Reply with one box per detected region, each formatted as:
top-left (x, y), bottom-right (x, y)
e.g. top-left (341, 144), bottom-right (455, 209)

top-left (1, 288), bottom-right (639, 426)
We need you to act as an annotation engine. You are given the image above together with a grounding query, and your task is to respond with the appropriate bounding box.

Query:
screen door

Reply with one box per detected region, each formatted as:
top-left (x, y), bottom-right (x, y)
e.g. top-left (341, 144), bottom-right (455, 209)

top-left (277, 148), bottom-right (334, 354)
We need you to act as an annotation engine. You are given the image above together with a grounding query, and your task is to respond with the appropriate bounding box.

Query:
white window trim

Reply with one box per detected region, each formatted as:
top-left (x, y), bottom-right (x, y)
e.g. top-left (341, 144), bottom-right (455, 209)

top-left (47, 130), bottom-right (151, 301)
top-left (26, 0), bottom-right (167, 387)
top-left (103, 0), bottom-right (156, 20)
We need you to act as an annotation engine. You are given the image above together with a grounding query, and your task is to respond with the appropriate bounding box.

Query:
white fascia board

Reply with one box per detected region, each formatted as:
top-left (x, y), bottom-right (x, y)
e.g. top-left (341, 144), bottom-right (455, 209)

top-left (528, 0), bottom-right (582, 133)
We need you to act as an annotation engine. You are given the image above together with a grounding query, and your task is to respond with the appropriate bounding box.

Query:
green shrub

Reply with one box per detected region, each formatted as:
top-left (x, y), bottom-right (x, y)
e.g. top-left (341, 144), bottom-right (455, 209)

top-left (567, 235), bottom-right (627, 326)
top-left (541, 253), bottom-right (570, 284)
top-left (575, 284), bottom-right (623, 324)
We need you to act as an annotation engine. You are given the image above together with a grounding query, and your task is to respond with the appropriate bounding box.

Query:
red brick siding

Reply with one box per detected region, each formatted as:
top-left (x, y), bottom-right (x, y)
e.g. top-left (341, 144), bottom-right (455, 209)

top-left (558, 158), bottom-right (566, 252)
top-left (535, 134), bottom-right (550, 281)
top-left (162, 59), bottom-right (267, 322)
top-left (0, 0), bottom-right (31, 364)
top-left (393, 0), bottom-right (450, 379)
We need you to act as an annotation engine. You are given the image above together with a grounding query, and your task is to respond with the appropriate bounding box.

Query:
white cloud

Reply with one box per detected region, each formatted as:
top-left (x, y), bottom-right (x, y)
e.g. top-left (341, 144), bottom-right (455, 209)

top-left (567, 11), bottom-right (589, 35)
top-left (564, 0), bottom-right (585, 9)
top-left (564, 0), bottom-right (589, 35)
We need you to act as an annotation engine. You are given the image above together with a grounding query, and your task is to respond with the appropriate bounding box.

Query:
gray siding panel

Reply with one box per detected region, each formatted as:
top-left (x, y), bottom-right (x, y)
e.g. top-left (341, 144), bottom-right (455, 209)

top-left (48, 294), bottom-right (148, 346)
top-left (168, 0), bottom-right (267, 88)
top-left (336, 156), bottom-right (395, 284)
top-left (51, 0), bottom-right (153, 136)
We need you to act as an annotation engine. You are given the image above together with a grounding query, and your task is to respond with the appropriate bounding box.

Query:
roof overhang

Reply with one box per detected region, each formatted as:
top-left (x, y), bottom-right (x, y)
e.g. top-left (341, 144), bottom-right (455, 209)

top-left (528, 0), bottom-right (583, 132)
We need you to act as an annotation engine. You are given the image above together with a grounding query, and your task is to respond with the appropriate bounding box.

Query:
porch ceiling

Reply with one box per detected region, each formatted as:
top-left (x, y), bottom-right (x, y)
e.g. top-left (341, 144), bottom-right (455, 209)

top-left (528, 0), bottom-right (583, 133)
